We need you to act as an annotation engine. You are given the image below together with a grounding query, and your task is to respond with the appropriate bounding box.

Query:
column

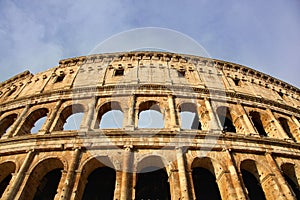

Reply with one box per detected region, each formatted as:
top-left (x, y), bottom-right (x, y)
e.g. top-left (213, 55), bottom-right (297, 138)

top-left (224, 149), bottom-right (247, 199)
top-left (291, 116), bottom-right (300, 127)
top-left (82, 98), bottom-right (96, 130)
top-left (266, 109), bottom-right (290, 139)
top-left (59, 148), bottom-right (81, 200)
top-left (134, 107), bottom-right (139, 129)
top-left (204, 98), bottom-right (221, 131)
top-left (3, 104), bottom-right (30, 138)
top-left (125, 94), bottom-right (136, 130)
top-left (237, 104), bottom-right (258, 136)
top-left (168, 95), bottom-right (178, 129)
top-left (176, 147), bottom-right (191, 199)
top-left (291, 116), bottom-right (300, 141)
top-left (120, 145), bottom-right (133, 200)
top-left (187, 170), bottom-right (196, 199)
top-left (3, 149), bottom-right (35, 200)
top-left (39, 100), bottom-right (62, 134)
top-left (265, 152), bottom-right (295, 199)
top-left (113, 171), bottom-right (123, 200)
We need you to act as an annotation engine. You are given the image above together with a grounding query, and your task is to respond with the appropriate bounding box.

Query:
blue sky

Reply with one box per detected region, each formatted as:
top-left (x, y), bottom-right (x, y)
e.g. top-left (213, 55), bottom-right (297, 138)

top-left (0, 0), bottom-right (299, 88)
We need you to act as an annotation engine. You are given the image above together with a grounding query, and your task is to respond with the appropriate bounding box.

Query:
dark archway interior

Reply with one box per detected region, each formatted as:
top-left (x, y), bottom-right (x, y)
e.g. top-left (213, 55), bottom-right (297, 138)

top-left (216, 107), bottom-right (236, 133)
top-left (282, 172), bottom-right (300, 199)
top-left (82, 167), bottom-right (116, 200)
top-left (135, 167), bottom-right (171, 200)
top-left (249, 111), bottom-right (268, 137)
top-left (0, 174), bottom-right (12, 198)
top-left (222, 116), bottom-right (236, 133)
top-left (33, 168), bottom-right (62, 200)
top-left (0, 114), bottom-right (17, 135)
top-left (241, 169), bottom-right (266, 200)
top-left (192, 167), bottom-right (221, 200)
top-left (278, 117), bottom-right (295, 141)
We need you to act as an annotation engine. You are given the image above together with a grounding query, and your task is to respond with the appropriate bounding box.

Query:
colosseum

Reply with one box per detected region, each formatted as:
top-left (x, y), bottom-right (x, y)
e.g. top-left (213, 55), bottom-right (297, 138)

top-left (0, 51), bottom-right (299, 200)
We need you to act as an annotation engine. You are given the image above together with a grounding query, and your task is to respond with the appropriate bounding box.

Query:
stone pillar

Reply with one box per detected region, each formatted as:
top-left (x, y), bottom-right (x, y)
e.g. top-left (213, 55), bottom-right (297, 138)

top-left (125, 94), bottom-right (136, 130)
top-left (291, 116), bottom-right (300, 127)
top-left (81, 98), bottom-right (96, 130)
top-left (3, 104), bottom-right (30, 138)
top-left (39, 100), bottom-right (63, 134)
top-left (168, 94), bottom-right (178, 129)
top-left (224, 149), bottom-right (247, 200)
top-left (266, 109), bottom-right (290, 139)
top-left (265, 152), bottom-right (295, 199)
top-left (291, 116), bottom-right (300, 141)
top-left (187, 170), bottom-right (196, 199)
top-left (204, 98), bottom-right (221, 131)
top-left (113, 171), bottom-right (123, 200)
top-left (237, 103), bottom-right (258, 136)
top-left (120, 145), bottom-right (133, 200)
top-left (59, 148), bottom-right (81, 200)
top-left (3, 149), bottom-right (35, 200)
top-left (176, 147), bottom-right (190, 199)
top-left (134, 107), bottom-right (139, 129)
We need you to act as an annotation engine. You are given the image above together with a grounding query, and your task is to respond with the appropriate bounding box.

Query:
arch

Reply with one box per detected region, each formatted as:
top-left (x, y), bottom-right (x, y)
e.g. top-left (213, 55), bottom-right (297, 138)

top-left (278, 117), bottom-right (296, 141)
top-left (76, 156), bottom-right (116, 200)
top-left (0, 114), bottom-right (17, 136)
top-left (135, 155), bottom-right (170, 200)
top-left (249, 111), bottom-right (268, 137)
top-left (53, 104), bottom-right (85, 131)
top-left (138, 101), bottom-right (164, 128)
top-left (281, 163), bottom-right (300, 199)
top-left (179, 103), bottom-right (202, 130)
top-left (19, 158), bottom-right (64, 200)
top-left (191, 157), bottom-right (222, 200)
top-left (17, 108), bottom-right (48, 135)
top-left (216, 106), bottom-right (236, 133)
top-left (95, 101), bottom-right (124, 129)
top-left (0, 161), bottom-right (16, 198)
top-left (240, 159), bottom-right (266, 200)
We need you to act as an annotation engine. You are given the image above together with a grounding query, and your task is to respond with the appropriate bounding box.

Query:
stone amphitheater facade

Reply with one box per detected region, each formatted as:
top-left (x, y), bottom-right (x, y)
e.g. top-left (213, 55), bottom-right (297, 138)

top-left (0, 51), bottom-right (299, 200)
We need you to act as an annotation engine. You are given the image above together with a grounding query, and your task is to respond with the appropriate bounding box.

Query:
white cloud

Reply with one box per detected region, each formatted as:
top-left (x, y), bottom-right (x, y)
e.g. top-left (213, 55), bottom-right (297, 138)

top-left (0, 0), bottom-right (299, 88)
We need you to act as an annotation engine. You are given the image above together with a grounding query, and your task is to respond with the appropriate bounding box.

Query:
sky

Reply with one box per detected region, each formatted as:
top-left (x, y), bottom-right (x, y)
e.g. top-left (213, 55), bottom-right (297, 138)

top-left (0, 0), bottom-right (299, 88)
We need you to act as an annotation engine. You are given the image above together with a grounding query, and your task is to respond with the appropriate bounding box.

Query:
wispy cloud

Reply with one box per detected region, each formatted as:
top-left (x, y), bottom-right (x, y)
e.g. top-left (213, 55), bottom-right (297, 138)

top-left (0, 0), bottom-right (299, 88)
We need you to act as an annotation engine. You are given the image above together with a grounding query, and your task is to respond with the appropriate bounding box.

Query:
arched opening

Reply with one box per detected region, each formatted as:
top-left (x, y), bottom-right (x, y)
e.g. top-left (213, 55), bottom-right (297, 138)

top-left (240, 160), bottom-right (266, 200)
top-left (192, 168), bottom-right (221, 200)
top-left (19, 158), bottom-right (64, 200)
top-left (191, 157), bottom-right (221, 200)
top-left (17, 108), bottom-right (48, 135)
top-left (138, 101), bottom-right (164, 128)
top-left (82, 167), bottom-right (116, 200)
top-left (64, 113), bottom-right (84, 130)
top-left (135, 156), bottom-right (170, 200)
top-left (179, 103), bottom-right (202, 130)
top-left (0, 162), bottom-right (16, 198)
top-left (33, 169), bottom-right (62, 200)
top-left (249, 111), bottom-right (268, 137)
top-left (96, 101), bottom-right (124, 129)
top-left (281, 163), bottom-right (300, 199)
top-left (216, 106), bottom-right (236, 133)
top-left (78, 157), bottom-right (116, 200)
top-left (53, 104), bottom-right (85, 131)
top-left (278, 117), bottom-right (295, 141)
top-left (0, 114), bottom-right (17, 136)
top-left (31, 116), bottom-right (47, 133)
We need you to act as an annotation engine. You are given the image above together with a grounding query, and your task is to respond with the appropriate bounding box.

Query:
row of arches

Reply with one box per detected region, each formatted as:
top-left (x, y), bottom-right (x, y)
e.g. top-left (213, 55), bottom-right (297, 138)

top-left (0, 154), bottom-right (299, 200)
top-left (0, 100), bottom-right (299, 141)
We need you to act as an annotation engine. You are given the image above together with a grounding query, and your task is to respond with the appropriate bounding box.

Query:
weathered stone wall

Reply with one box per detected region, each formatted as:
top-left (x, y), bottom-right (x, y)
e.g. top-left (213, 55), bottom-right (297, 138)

top-left (0, 52), bottom-right (299, 200)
